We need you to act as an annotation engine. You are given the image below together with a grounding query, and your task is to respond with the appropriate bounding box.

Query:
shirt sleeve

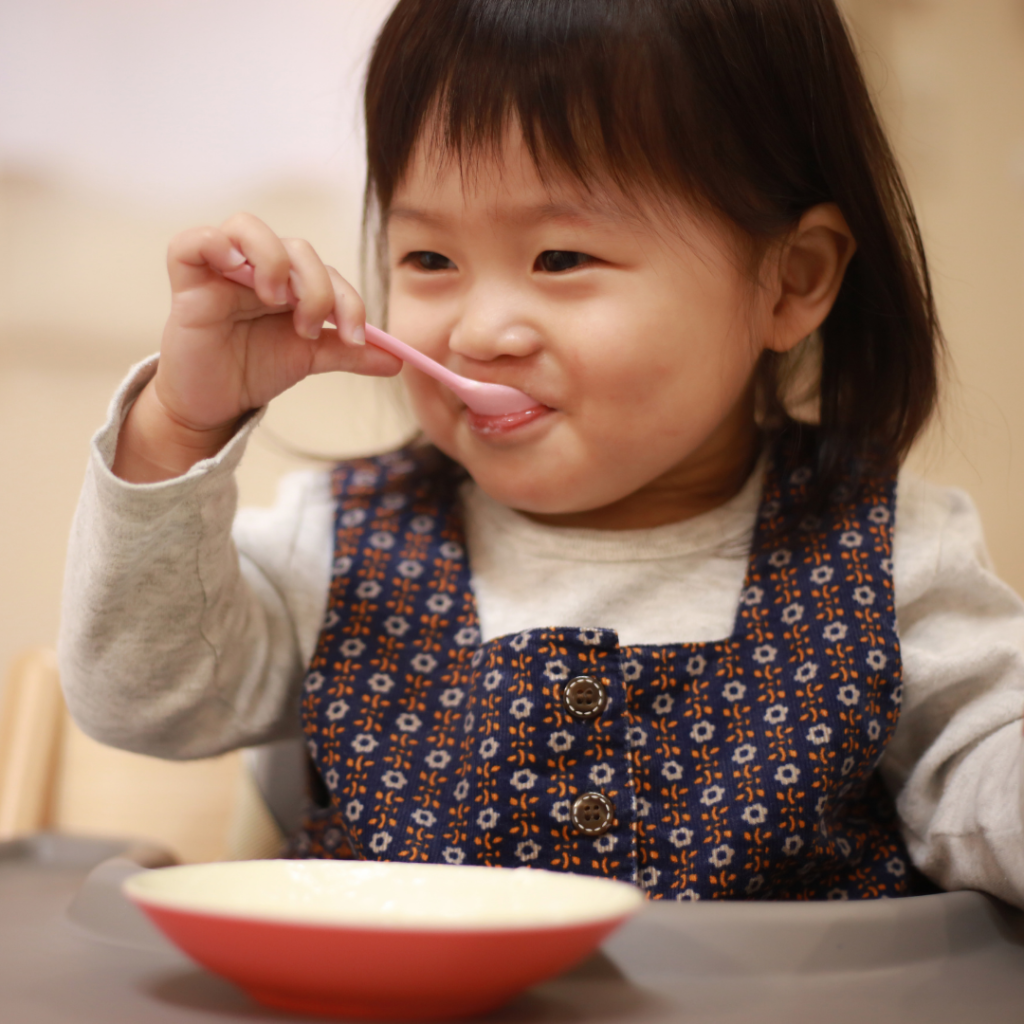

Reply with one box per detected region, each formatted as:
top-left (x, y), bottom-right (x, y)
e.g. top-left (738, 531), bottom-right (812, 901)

top-left (886, 472), bottom-right (1024, 906)
top-left (57, 358), bottom-right (336, 760)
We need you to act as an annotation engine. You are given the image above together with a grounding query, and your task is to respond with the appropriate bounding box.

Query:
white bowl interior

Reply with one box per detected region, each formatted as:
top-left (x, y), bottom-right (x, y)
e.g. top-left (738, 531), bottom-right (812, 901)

top-left (124, 860), bottom-right (644, 930)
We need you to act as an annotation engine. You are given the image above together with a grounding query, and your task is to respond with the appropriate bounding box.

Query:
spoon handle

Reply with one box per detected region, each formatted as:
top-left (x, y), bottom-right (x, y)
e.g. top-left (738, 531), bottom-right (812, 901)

top-left (362, 325), bottom-right (465, 391)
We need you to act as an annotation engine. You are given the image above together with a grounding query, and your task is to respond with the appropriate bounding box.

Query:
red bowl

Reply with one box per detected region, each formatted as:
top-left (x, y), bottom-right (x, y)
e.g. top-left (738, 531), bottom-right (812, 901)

top-left (123, 860), bottom-right (642, 1019)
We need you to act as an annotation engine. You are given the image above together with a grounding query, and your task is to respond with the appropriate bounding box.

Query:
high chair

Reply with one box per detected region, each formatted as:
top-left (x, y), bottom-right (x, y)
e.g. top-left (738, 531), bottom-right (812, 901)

top-left (0, 648), bottom-right (305, 863)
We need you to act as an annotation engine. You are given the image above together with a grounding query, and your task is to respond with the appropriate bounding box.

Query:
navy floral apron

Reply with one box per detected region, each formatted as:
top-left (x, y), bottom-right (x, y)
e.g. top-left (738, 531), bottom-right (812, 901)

top-left (294, 434), bottom-right (910, 900)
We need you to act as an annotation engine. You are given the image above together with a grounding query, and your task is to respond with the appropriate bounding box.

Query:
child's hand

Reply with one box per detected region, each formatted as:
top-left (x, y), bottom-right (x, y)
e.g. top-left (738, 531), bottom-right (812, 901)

top-left (113, 213), bottom-right (402, 482)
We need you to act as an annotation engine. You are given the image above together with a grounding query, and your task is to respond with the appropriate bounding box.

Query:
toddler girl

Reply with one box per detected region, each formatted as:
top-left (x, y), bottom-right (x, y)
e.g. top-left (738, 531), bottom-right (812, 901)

top-left (60, 0), bottom-right (1024, 903)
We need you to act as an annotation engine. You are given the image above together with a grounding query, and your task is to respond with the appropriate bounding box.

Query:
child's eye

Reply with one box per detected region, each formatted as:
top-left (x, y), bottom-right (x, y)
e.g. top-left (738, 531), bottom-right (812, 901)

top-left (536, 250), bottom-right (592, 273)
top-left (405, 251), bottom-right (456, 272)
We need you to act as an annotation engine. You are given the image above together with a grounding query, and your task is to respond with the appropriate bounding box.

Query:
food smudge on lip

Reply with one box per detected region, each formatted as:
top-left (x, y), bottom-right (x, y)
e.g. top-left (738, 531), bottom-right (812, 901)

top-left (466, 406), bottom-right (550, 436)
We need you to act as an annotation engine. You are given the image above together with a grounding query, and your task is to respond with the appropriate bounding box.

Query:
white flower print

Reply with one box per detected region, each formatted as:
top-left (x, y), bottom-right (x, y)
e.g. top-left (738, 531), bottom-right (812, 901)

top-left (511, 769), bottom-right (538, 791)
top-left (324, 768), bottom-right (339, 789)
top-left (411, 653), bottom-right (437, 674)
top-left (426, 593), bottom-right (453, 614)
top-left (544, 659), bottom-right (570, 682)
top-left (841, 755), bottom-right (855, 776)
top-left (351, 470), bottom-right (378, 488)
top-left (639, 866), bottom-right (660, 889)
top-left (396, 712), bottom-right (422, 733)
top-left (807, 723), bottom-right (832, 746)
top-left (701, 786), bottom-right (725, 806)
top-left (622, 659), bottom-right (642, 682)
top-left (306, 738), bottom-right (318, 759)
top-left (326, 699), bottom-right (349, 722)
top-left (753, 645), bottom-right (777, 664)
top-left (510, 631), bottom-right (531, 652)
top-left (410, 514), bottom-right (435, 534)
top-left (836, 837), bottom-right (851, 857)
top-left (662, 760), bottom-right (684, 781)
top-left (471, 648), bottom-right (485, 668)
top-left (551, 800), bottom-right (571, 823)
top-left (324, 609), bottom-right (340, 628)
top-left (453, 778), bottom-right (470, 801)
top-left (379, 492), bottom-right (406, 511)
top-left (369, 531), bottom-right (395, 550)
top-left (636, 797), bottom-right (652, 818)
top-left (462, 710), bottom-right (475, 734)
top-left (368, 673), bottom-right (395, 694)
top-left (625, 726), bottom-right (647, 748)
top-left (810, 565), bottom-right (834, 586)
top-left (323, 829), bottom-right (343, 851)
top-left (783, 835), bottom-right (804, 856)
top-left (509, 697), bottom-right (533, 719)
top-left (369, 832), bottom-right (392, 853)
top-left (439, 688), bottom-right (464, 708)
top-left (721, 682), bottom-right (746, 704)
top-left (866, 649), bottom-right (888, 671)
top-left (668, 827), bottom-right (694, 849)
top-left (745, 875), bottom-right (764, 895)
top-left (890, 684), bottom-right (904, 706)
top-left (886, 856), bottom-right (907, 878)
top-left (356, 580), bottom-right (382, 600)
top-left (764, 704), bottom-right (788, 724)
top-left (769, 549), bottom-right (792, 568)
top-left (794, 662), bottom-right (819, 684)
top-left (477, 807), bottom-right (499, 830)
top-left (443, 846), bottom-right (466, 865)
top-left (340, 509), bottom-right (366, 528)
top-left (577, 628), bottom-right (603, 645)
top-left (782, 603), bottom-right (804, 625)
top-left (548, 730), bottom-right (574, 753)
top-left (652, 694), bottom-right (674, 715)
top-left (589, 763), bottom-right (614, 786)
top-left (824, 888), bottom-right (848, 902)
top-left (454, 626), bottom-right (479, 646)
top-left (732, 744), bottom-right (757, 764)
top-left (709, 844), bottom-right (734, 867)
top-left (867, 719), bottom-right (881, 741)
top-left (691, 721), bottom-right (715, 743)
top-left (516, 840), bottom-right (541, 862)
top-left (483, 670), bottom-right (503, 691)
top-left (333, 555), bottom-right (355, 578)
top-left (823, 621), bottom-right (848, 642)
top-left (881, 557), bottom-right (894, 576)
top-left (382, 770), bottom-right (407, 789)
top-left (775, 764), bottom-right (800, 785)
top-left (686, 655), bottom-right (707, 676)
top-left (439, 540), bottom-right (464, 560)
top-left (742, 803), bottom-right (768, 826)
top-left (853, 586), bottom-right (876, 606)
top-left (815, 794), bottom-right (828, 815)
top-left (594, 834), bottom-right (617, 853)
top-left (397, 560), bottom-right (424, 579)
top-left (479, 737), bottom-right (499, 759)
top-left (790, 466), bottom-right (813, 485)
top-left (838, 685), bottom-right (861, 707)
top-left (345, 799), bottom-right (363, 822)
top-left (424, 750), bottom-right (451, 770)
top-left (800, 514), bottom-right (822, 531)
top-left (677, 888), bottom-right (701, 901)
top-left (351, 733), bottom-right (378, 754)
top-left (412, 808), bottom-right (436, 827)
top-left (760, 500), bottom-right (781, 519)
top-left (868, 505), bottom-right (891, 524)
top-left (741, 586), bottom-right (764, 606)
top-left (340, 639), bottom-right (366, 658)
top-left (305, 672), bottom-right (325, 693)
top-left (839, 531), bottom-right (863, 549)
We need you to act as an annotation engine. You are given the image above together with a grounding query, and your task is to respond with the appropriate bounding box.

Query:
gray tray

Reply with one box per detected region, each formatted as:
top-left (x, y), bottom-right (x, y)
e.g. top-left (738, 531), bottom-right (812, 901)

top-left (3, 833), bottom-right (1024, 1023)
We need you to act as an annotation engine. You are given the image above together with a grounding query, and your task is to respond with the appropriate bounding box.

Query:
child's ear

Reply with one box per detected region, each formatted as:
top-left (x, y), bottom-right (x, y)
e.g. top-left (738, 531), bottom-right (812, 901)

top-left (764, 203), bottom-right (857, 353)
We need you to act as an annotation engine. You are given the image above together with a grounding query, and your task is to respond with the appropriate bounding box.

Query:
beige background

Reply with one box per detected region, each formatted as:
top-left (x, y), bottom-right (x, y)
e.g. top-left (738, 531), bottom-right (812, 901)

top-left (1, 0), bottom-right (1023, 691)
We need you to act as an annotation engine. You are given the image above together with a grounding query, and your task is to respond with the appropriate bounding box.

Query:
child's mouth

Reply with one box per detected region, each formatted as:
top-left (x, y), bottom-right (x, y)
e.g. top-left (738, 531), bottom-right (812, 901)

top-left (466, 405), bottom-right (551, 436)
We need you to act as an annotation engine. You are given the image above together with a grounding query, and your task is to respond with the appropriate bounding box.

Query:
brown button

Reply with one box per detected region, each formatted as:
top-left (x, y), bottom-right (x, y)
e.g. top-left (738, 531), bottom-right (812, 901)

top-left (563, 676), bottom-right (608, 720)
top-left (571, 792), bottom-right (615, 836)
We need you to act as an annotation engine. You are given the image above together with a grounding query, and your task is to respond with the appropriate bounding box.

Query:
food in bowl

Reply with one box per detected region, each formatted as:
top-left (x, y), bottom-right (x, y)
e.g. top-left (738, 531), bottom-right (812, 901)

top-left (123, 859), bottom-right (643, 1019)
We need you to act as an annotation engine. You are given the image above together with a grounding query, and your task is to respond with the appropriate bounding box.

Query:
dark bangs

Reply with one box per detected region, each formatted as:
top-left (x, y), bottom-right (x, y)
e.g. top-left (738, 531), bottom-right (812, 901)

top-left (364, 0), bottom-right (943, 489)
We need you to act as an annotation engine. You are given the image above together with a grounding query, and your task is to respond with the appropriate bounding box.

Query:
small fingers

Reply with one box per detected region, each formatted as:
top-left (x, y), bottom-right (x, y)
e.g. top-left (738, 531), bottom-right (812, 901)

top-left (282, 238), bottom-right (334, 341)
top-left (326, 267), bottom-right (367, 347)
top-left (167, 226), bottom-right (250, 294)
top-left (219, 212), bottom-right (292, 307)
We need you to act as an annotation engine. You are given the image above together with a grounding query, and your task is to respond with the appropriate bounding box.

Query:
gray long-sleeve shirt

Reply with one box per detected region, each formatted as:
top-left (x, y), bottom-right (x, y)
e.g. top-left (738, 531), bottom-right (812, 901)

top-left (59, 359), bottom-right (1024, 905)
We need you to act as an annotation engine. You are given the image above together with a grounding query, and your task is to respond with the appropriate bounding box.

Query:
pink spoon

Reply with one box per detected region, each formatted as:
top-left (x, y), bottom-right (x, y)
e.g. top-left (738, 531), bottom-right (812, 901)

top-left (221, 262), bottom-right (536, 417)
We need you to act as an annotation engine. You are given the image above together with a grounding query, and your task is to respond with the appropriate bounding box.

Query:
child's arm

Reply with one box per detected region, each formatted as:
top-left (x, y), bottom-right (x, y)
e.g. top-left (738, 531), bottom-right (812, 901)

top-left (885, 475), bottom-right (1024, 905)
top-left (59, 215), bottom-right (399, 759)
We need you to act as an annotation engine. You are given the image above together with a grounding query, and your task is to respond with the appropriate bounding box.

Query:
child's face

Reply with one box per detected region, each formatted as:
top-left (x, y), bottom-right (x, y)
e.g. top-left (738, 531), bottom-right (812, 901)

top-left (386, 131), bottom-right (770, 527)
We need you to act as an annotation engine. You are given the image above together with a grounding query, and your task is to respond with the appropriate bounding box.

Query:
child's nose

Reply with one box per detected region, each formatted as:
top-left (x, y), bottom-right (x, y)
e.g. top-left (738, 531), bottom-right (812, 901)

top-left (447, 310), bottom-right (542, 363)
